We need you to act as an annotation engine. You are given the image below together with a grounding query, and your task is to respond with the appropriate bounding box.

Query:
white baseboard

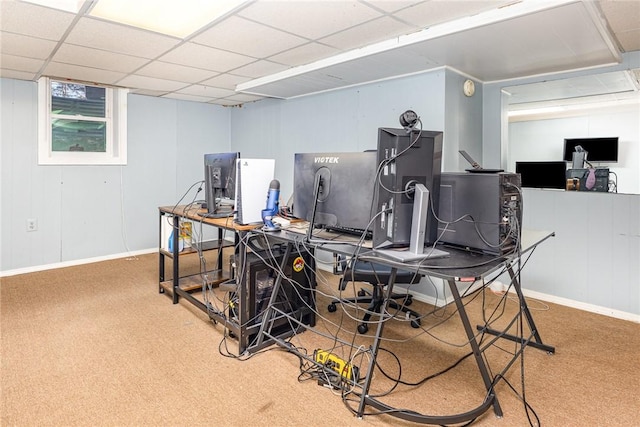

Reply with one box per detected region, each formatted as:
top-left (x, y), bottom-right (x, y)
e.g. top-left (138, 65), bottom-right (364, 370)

top-left (409, 283), bottom-right (639, 323)
top-left (319, 263), bottom-right (639, 323)
top-left (5, 252), bottom-right (639, 323)
top-left (0, 248), bottom-right (157, 277)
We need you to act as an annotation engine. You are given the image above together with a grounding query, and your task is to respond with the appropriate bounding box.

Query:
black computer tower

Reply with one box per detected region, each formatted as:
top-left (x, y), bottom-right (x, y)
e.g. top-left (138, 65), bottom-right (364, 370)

top-left (229, 246), bottom-right (315, 346)
top-left (438, 172), bottom-right (522, 255)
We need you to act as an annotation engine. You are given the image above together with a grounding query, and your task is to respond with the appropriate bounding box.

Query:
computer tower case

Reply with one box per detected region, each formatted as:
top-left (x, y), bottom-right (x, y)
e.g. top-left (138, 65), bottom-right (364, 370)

top-left (229, 246), bottom-right (316, 346)
top-left (438, 172), bottom-right (522, 255)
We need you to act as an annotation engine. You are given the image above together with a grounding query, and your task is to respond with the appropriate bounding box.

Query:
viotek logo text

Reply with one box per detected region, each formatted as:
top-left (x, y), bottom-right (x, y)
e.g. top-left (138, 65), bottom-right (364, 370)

top-left (314, 157), bottom-right (339, 163)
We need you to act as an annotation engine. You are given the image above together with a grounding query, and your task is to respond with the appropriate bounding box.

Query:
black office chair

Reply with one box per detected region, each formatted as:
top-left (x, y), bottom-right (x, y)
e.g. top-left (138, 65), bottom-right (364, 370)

top-left (328, 257), bottom-right (422, 334)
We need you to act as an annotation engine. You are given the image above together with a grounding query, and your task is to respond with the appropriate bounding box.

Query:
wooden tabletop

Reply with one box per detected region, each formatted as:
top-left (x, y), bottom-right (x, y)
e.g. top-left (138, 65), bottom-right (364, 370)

top-left (159, 205), bottom-right (262, 232)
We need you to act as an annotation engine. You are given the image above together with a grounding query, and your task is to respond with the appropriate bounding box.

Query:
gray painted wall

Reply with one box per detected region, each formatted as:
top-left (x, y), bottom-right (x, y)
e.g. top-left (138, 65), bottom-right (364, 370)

top-left (1, 78), bottom-right (231, 271)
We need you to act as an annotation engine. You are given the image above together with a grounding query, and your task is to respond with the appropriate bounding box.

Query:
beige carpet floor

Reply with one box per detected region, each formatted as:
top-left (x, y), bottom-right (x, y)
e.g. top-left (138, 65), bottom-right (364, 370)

top-left (1, 252), bottom-right (638, 426)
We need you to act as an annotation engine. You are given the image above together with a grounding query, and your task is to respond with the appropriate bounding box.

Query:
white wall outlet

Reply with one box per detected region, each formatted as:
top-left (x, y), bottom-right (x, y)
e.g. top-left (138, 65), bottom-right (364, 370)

top-left (26, 218), bottom-right (37, 232)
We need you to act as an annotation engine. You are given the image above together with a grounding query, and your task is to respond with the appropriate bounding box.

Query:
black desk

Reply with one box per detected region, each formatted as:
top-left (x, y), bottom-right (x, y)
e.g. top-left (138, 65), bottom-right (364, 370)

top-left (254, 227), bottom-right (555, 425)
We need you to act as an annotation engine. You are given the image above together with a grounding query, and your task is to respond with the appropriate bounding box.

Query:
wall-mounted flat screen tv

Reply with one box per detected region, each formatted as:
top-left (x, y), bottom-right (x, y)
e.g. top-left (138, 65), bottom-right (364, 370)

top-left (563, 137), bottom-right (619, 163)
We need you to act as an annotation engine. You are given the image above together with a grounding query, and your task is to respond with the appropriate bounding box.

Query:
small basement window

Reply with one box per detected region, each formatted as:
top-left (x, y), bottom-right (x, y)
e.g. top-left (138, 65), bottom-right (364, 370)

top-left (38, 77), bottom-right (128, 165)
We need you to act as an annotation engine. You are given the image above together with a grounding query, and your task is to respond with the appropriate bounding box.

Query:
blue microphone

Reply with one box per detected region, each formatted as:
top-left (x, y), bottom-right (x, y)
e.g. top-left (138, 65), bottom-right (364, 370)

top-left (261, 179), bottom-right (281, 231)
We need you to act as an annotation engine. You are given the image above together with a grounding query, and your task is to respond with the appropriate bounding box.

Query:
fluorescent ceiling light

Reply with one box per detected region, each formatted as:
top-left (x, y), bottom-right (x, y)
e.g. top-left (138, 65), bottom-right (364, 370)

top-left (21, 0), bottom-right (84, 13)
top-left (89, 0), bottom-right (248, 38)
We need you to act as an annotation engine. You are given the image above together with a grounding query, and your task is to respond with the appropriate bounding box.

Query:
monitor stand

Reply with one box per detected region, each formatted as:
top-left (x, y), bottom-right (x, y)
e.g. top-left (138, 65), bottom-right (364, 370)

top-left (375, 184), bottom-right (449, 262)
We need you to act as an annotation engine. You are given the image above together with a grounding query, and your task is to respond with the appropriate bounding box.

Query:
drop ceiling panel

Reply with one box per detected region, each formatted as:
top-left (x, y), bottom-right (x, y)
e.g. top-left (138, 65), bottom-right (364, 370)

top-left (0, 0), bottom-right (75, 40)
top-left (43, 62), bottom-right (126, 84)
top-left (237, 0), bottom-right (384, 40)
top-left (201, 73), bottom-right (252, 88)
top-left (176, 85), bottom-right (235, 98)
top-left (361, 1), bottom-right (423, 14)
top-left (192, 16), bottom-right (308, 58)
top-left (239, 1), bottom-right (621, 98)
top-left (0, 54), bottom-right (44, 73)
top-left (319, 16), bottom-right (417, 51)
top-left (391, 0), bottom-right (515, 27)
top-left (0, 32), bottom-right (57, 60)
top-left (231, 59), bottom-right (289, 79)
top-left (506, 71), bottom-right (638, 104)
top-left (0, 69), bottom-right (37, 80)
top-left (53, 44), bottom-right (149, 74)
top-left (135, 61), bottom-right (217, 83)
top-left (158, 43), bottom-right (255, 72)
top-left (161, 93), bottom-right (214, 103)
top-left (117, 75), bottom-right (190, 92)
top-left (268, 42), bottom-right (340, 67)
top-left (65, 17), bottom-right (181, 58)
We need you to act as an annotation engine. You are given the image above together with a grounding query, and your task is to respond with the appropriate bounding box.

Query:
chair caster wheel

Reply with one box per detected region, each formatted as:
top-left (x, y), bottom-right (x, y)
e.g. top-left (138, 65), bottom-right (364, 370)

top-left (327, 303), bottom-right (337, 312)
top-left (410, 318), bottom-right (421, 328)
top-left (357, 289), bottom-right (367, 297)
top-left (404, 296), bottom-right (413, 306)
top-left (357, 324), bottom-right (369, 334)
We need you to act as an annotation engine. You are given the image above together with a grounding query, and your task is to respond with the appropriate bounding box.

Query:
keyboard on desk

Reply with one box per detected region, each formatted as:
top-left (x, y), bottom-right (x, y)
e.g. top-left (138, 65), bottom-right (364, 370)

top-left (326, 226), bottom-right (372, 240)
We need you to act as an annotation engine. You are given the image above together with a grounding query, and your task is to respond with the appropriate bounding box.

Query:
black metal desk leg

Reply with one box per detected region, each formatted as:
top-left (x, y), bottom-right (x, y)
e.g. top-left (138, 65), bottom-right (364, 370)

top-left (158, 211), bottom-right (165, 293)
top-left (357, 268), bottom-right (398, 418)
top-left (171, 214), bottom-right (180, 304)
top-left (477, 266), bottom-right (555, 354)
top-left (448, 279), bottom-right (503, 418)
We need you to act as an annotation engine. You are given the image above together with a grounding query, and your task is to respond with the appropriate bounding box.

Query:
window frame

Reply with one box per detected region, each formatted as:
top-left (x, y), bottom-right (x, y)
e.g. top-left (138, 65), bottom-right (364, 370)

top-left (38, 77), bottom-right (128, 165)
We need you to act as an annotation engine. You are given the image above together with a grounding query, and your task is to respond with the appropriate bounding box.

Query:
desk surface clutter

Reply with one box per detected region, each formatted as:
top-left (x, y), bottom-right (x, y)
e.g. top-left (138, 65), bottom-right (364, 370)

top-left (158, 205), bottom-right (555, 425)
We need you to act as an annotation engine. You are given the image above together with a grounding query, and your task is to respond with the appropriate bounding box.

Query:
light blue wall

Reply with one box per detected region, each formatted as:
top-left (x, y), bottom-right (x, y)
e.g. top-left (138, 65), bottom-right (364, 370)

top-left (231, 69), bottom-right (467, 201)
top-left (0, 78), bottom-right (231, 271)
top-left (230, 68), bottom-right (482, 299)
top-left (481, 50), bottom-right (640, 317)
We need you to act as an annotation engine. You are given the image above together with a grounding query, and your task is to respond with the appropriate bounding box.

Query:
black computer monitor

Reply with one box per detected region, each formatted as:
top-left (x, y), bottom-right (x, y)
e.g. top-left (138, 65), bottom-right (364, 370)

top-left (563, 137), bottom-right (618, 163)
top-left (293, 152), bottom-right (378, 237)
top-left (515, 161), bottom-right (567, 189)
top-left (372, 127), bottom-right (443, 249)
top-left (202, 152), bottom-right (240, 218)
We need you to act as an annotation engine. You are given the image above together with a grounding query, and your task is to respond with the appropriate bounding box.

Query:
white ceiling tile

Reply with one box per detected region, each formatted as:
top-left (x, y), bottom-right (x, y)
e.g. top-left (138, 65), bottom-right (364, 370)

top-left (0, 32), bottom-right (57, 59)
top-left (0, 54), bottom-right (44, 73)
top-left (393, 0), bottom-right (514, 27)
top-left (159, 43), bottom-right (255, 72)
top-left (176, 85), bottom-right (236, 98)
top-left (201, 73), bottom-right (252, 88)
top-left (65, 17), bottom-right (181, 58)
top-left (320, 16), bottom-right (417, 51)
top-left (598, 0), bottom-right (640, 32)
top-left (238, 1), bottom-right (383, 40)
top-left (209, 99), bottom-right (242, 106)
top-left (43, 62), bottom-right (126, 84)
top-left (53, 44), bottom-right (150, 73)
top-left (231, 60), bottom-right (289, 78)
top-left (161, 93), bottom-right (216, 103)
top-left (268, 43), bottom-right (340, 67)
top-left (616, 29), bottom-right (640, 52)
top-left (0, 0), bottom-right (75, 40)
top-left (192, 16), bottom-right (308, 58)
top-left (361, 1), bottom-right (424, 14)
top-left (130, 89), bottom-right (170, 97)
top-left (117, 75), bottom-right (190, 92)
top-left (222, 93), bottom-right (264, 103)
top-left (0, 68), bottom-right (37, 80)
top-left (136, 61), bottom-right (217, 83)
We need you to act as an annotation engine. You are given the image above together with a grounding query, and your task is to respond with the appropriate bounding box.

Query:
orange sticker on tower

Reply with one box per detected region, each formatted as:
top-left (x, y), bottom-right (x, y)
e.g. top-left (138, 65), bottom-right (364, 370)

top-left (293, 256), bottom-right (305, 272)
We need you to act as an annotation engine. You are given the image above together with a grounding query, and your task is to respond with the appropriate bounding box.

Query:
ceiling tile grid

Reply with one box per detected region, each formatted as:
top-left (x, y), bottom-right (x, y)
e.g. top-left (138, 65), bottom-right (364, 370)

top-left (0, 0), bottom-right (635, 106)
